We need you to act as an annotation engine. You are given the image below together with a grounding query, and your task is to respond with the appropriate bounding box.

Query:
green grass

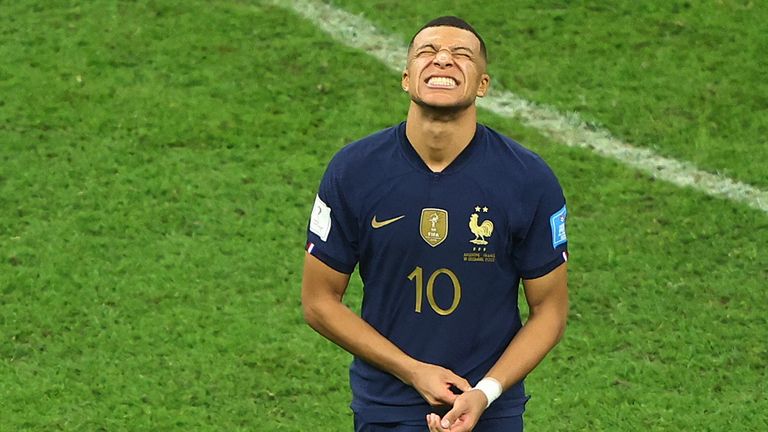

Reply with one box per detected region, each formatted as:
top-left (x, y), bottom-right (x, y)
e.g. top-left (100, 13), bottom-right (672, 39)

top-left (1, 1), bottom-right (766, 430)
top-left (331, 0), bottom-right (768, 189)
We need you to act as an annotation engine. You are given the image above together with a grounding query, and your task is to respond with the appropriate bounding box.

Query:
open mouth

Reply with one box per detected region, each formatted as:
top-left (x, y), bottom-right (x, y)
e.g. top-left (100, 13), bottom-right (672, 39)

top-left (425, 76), bottom-right (458, 89)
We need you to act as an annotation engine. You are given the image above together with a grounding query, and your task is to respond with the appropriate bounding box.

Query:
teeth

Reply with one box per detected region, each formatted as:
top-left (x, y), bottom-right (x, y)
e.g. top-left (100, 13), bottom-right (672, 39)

top-left (428, 76), bottom-right (456, 87)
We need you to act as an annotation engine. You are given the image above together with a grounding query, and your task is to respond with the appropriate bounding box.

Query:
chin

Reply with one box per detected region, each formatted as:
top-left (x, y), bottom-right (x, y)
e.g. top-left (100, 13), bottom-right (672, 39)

top-left (413, 96), bottom-right (474, 112)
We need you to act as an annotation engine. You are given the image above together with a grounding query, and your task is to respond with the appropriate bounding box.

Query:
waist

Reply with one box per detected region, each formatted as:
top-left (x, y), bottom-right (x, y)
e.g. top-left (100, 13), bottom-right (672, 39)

top-left (349, 360), bottom-right (529, 422)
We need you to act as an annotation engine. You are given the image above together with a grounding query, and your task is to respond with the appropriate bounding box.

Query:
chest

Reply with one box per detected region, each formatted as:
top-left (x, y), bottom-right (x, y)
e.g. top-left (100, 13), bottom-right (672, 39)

top-left (356, 173), bottom-right (530, 266)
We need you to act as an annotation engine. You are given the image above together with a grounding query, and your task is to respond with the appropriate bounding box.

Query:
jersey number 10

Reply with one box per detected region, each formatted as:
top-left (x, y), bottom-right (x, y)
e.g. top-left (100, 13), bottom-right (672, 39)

top-left (407, 266), bottom-right (462, 316)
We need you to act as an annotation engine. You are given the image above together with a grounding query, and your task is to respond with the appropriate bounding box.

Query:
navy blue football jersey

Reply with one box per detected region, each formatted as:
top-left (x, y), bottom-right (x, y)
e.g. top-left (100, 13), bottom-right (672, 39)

top-left (306, 122), bottom-right (568, 422)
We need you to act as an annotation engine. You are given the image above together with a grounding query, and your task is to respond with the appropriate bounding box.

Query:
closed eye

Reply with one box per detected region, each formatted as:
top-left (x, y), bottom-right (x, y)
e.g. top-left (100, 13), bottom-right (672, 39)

top-left (452, 47), bottom-right (474, 59)
top-left (415, 44), bottom-right (438, 57)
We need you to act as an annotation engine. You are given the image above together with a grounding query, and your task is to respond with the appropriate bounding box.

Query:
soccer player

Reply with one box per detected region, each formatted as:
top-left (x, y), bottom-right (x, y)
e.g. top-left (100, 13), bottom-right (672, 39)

top-left (302, 16), bottom-right (569, 432)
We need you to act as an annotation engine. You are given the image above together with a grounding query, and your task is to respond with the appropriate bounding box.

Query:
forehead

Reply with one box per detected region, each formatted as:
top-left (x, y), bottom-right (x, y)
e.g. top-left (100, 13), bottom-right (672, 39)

top-left (412, 26), bottom-right (481, 50)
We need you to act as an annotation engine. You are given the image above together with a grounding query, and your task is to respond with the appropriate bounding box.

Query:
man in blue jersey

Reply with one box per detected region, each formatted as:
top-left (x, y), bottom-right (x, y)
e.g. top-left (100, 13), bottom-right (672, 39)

top-left (302, 16), bottom-right (569, 432)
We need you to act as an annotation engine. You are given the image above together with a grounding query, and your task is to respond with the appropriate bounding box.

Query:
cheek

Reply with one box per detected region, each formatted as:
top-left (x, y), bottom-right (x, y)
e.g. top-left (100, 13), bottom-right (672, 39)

top-left (410, 60), bottom-right (431, 78)
top-left (461, 63), bottom-right (477, 77)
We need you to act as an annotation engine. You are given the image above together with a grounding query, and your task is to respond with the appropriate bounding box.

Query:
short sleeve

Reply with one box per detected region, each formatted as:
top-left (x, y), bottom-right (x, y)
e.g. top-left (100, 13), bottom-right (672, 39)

top-left (514, 167), bottom-right (568, 279)
top-left (305, 158), bottom-right (359, 274)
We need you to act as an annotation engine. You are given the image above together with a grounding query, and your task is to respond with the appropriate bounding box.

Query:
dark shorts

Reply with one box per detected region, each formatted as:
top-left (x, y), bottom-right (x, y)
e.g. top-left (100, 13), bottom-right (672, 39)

top-left (354, 415), bottom-right (523, 432)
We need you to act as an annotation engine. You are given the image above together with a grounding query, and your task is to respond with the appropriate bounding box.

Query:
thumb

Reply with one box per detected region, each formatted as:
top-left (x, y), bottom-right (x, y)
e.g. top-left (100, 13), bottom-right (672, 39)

top-left (440, 407), bottom-right (460, 429)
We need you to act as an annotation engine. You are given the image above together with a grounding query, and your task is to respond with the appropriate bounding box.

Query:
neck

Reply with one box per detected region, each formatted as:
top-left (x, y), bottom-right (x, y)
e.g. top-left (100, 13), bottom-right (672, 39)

top-left (405, 102), bottom-right (478, 172)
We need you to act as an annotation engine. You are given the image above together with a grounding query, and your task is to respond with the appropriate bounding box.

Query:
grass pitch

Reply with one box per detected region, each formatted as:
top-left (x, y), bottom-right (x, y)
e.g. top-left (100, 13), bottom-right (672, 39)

top-left (1, 1), bottom-right (766, 431)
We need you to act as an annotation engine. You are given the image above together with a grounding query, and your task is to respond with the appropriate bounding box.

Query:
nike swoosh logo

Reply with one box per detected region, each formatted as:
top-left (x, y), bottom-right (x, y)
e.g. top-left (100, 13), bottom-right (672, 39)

top-left (371, 215), bottom-right (405, 229)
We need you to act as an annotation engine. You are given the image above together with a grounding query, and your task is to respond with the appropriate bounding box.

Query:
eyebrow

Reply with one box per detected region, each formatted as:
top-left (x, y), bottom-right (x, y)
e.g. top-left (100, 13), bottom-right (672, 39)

top-left (415, 43), bottom-right (438, 52)
top-left (414, 43), bottom-right (475, 54)
top-left (452, 46), bottom-right (474, 53)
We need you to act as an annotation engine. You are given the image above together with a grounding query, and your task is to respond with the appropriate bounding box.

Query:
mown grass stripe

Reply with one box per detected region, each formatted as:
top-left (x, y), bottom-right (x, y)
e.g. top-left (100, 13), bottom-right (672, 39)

top-left (269, 0), bottom-right (768, 214)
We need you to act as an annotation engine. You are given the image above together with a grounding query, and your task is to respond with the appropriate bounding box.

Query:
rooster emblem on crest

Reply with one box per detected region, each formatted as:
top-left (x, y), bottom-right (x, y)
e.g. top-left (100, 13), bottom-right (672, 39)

top-left (469, 212), bottom-right (494, 245)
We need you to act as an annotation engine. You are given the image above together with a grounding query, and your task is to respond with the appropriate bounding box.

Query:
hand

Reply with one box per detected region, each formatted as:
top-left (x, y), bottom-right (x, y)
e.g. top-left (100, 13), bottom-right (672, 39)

top-left (407, 362), bottom-right (472, 407)
top-left (426, 389), bottom-right (488, 432)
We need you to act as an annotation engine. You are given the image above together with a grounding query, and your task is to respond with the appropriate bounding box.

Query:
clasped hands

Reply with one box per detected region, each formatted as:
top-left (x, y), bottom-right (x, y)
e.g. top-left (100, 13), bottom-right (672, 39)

top-left (408, 363), bottom-right (488, 432)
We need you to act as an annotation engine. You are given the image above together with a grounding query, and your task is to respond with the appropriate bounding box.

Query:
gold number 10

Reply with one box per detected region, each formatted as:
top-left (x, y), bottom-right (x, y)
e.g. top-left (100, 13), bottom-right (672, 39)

top-left (407, 266), bottom-right (462, 316)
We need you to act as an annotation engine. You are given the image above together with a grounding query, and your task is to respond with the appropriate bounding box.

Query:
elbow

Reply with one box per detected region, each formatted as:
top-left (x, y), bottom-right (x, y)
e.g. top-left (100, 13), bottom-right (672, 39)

top-left (301, 298), bottom-right (321, 330)
top-left (534, 303), bottom-right (568, 343)
top-left (301, 295), bottom-right (333, 333)
top-left (528, 304), bottom-right (568, 345)
top-left (555, 315), bottom-right (568, 343)
top-left (554, 306), bottom-right (568, 342)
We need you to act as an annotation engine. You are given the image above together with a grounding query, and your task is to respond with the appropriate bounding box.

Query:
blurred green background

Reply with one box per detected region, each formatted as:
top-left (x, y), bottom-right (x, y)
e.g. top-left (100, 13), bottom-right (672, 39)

top-left (1, 1), bottom-right (765, 430)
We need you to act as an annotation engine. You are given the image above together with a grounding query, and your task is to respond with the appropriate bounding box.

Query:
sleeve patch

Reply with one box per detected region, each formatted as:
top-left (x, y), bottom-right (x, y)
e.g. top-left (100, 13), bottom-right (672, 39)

top-left (549, 205), bottom-right (567, 248)
top-left (309, 195), bottom-right (332, 242)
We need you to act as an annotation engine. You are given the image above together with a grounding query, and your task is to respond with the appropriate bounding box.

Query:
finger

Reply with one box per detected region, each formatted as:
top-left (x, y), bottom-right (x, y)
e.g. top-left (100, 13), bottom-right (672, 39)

top-left (426, 389), bottom-right (454, 406)
top-left (437, 389), bottom-right (459, 405)
top-left (427, 413), bottom-right (445, 432)
top-left (440, 406), bottom-right (462, 430)
top-left (455, 377), bottom-right (472, 393)
top-left (447, 373), bottom-right (472, 393)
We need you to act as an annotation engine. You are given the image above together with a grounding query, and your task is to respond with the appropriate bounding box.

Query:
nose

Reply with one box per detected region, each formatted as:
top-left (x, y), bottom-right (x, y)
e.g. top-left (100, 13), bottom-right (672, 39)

top-left (434, 49), bottom-right (454, 68)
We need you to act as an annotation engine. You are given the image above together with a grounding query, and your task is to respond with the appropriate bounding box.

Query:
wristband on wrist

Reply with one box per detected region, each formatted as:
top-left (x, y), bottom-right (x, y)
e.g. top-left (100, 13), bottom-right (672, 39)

top-left (473, 377), bottom-right (503, 408)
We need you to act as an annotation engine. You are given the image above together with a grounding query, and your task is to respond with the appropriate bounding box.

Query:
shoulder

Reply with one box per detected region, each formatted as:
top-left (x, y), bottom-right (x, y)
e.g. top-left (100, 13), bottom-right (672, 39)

top-left (480, 124), bottom-right (560, 186)
top-left (327, 123), bottom-right (402, 174)
top-left (320, 123), bottom-right (405, 203)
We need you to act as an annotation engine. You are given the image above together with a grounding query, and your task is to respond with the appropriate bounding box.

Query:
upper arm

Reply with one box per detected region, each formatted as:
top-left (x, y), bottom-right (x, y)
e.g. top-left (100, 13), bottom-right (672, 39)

top-left (514, 161), bottom-right (568, 280)
top-left (522, 262), bottom-right (568, 317)
top-left (303, 155), bottom-right (358, 321)
top-left (301, 252), bottom-right (352, 306)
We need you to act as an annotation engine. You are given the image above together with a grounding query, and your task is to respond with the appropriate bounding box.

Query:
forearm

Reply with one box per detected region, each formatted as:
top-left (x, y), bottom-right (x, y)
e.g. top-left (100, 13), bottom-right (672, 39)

top-left (428, 308), bottom-right (567, 432)
top-left (303, 297), bottom-right (420, 385)
top-left (485, 306), bottom-right (567, 390)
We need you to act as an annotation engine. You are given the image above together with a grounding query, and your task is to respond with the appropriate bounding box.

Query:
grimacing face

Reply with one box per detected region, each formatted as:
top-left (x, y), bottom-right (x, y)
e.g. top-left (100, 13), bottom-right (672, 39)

top-left (402, 26), bottom-right (490, 111)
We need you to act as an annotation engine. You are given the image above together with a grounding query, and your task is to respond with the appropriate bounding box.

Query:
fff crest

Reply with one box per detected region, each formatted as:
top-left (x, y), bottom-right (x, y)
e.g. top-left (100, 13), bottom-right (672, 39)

top-left (420, 208), bottom-right (448, 247)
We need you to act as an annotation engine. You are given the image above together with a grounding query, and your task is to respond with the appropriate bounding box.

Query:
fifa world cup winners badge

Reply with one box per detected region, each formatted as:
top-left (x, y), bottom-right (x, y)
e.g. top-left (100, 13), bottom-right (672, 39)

top-left (420, 208), bottom-right (448, 247)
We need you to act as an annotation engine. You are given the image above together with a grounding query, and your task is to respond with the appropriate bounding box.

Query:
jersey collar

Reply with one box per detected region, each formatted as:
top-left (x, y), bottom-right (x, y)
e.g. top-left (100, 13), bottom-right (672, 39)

top-left (397, 121), bottom-right (485, 176)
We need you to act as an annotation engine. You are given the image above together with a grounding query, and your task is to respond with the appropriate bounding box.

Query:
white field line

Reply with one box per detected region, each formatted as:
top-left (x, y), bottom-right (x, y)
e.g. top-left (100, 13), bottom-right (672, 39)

top-left (271, 0), bottom-right (768, 214)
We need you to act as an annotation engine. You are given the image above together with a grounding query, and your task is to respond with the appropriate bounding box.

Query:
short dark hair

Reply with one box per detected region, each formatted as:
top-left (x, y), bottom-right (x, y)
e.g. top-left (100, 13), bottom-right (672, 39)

top-left (408, 16), bottom-right (488, 62)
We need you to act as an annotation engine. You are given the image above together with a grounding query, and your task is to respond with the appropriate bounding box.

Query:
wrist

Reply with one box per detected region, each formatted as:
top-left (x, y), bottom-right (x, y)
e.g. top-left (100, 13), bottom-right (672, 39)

top-left (396, 358), bottom-right (424, 386)
top-left (473, 377), bottom-right (503, 408)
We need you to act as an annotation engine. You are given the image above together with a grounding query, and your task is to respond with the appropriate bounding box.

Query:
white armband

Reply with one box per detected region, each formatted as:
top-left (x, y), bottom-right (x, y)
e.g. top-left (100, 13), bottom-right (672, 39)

top-left (473, 377), bottom-right (503, 408)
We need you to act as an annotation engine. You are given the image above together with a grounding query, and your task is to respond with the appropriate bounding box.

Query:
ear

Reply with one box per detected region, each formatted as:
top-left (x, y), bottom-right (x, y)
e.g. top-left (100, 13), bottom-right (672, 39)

top-left (476, 73), bottom-right (491, 97)
top-left (401, 69), bottom-right (409, 92)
